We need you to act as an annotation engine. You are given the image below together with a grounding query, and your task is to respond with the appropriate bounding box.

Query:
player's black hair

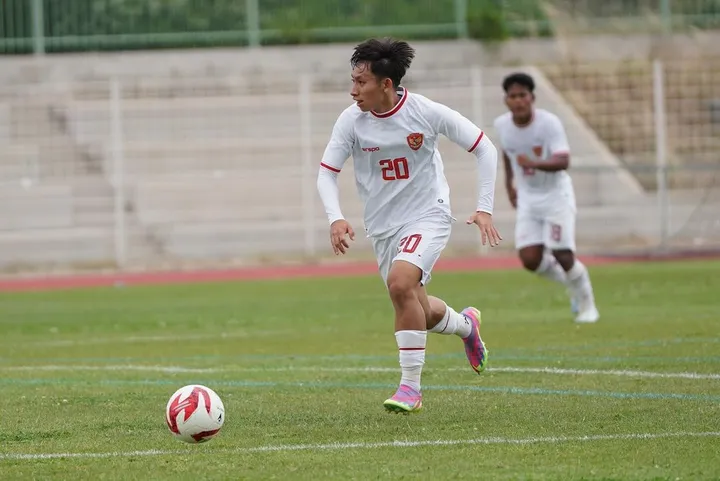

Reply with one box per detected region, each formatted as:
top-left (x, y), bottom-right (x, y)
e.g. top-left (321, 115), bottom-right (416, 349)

top-left (502, 72), bottom-right (535, 93)
top-left (350, 38), bottom-right (415, 89)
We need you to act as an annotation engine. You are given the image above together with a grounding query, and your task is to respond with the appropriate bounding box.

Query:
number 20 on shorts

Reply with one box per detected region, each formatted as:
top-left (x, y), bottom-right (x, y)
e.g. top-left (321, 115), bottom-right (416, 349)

top-left (380, 157), bottom-right (409, 181)
top-left (398, 234), bottom-right (422, 254)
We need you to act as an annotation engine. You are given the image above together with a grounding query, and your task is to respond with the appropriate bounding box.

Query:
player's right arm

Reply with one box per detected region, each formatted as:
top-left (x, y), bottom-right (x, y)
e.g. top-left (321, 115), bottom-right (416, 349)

top-left (517, 113), bottom-right (570, 173)
top-left (316, 108), bottom-right (356, 255)
top-left (502, 151), bottom-right (517, 209)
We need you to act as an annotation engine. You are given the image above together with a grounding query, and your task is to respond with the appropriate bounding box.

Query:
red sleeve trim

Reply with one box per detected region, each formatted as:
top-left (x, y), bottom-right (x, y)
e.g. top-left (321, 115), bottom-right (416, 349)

top-left (320, 162), bottom-right (341, 173)
top-left (468, 132), bottom-right (484, 153)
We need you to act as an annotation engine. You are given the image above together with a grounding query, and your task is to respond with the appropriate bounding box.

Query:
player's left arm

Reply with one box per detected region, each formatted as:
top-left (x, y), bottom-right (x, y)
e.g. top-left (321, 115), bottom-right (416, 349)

top-left (428, 101), bottom-right (501, 246)
top-left (533, 115), bottom-right (570, 172)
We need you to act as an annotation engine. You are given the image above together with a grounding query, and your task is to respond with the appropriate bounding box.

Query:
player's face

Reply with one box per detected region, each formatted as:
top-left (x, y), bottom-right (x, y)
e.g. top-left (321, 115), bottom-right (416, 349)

top-left (350, 63), bottom-right (386, 112)
top-left (505, 84), bottom-right (534, 119)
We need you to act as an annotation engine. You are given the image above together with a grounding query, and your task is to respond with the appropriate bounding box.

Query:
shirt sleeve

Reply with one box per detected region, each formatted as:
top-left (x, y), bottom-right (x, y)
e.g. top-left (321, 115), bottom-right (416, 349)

top-left (425, 100), bottom-right (498, 215)
top-left (427, 101), bottom-right (485, 153)
top-left (471, 134), bottom-right (498, 215)
top-left (317, 168), bottom-right (344, 225)
top-left (319, 109), bottom-right (355, 173)
top-left (317, 109), bottom-right (355, 225)
top-left (546, 114), bottom-right (570, 155)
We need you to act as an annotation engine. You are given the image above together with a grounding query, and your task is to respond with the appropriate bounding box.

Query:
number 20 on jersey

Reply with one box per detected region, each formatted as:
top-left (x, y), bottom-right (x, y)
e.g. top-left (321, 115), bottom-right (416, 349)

top-left (379, 157), bottom-right (410, 181)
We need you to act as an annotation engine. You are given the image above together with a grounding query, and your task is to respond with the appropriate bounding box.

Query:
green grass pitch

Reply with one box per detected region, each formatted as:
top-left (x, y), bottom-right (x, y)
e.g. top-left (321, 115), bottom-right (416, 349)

top-left (0, 259), bottom-right (719, 480)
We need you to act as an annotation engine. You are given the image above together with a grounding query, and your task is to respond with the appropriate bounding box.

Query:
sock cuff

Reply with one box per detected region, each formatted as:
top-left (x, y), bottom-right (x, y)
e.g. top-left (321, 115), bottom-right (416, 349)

top-left (395, 330), bottom-right (427, 349)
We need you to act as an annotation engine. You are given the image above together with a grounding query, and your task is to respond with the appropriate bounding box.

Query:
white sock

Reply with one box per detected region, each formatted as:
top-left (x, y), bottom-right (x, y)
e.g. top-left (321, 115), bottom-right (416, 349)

top-left (429, 304), bottom-right (472, 338)
top-left (535, 253), bottom-right (568, 285)
top-left (566, 260), bottom-right (595, 306)
top-left (395, 330), bottom-right (426, 392)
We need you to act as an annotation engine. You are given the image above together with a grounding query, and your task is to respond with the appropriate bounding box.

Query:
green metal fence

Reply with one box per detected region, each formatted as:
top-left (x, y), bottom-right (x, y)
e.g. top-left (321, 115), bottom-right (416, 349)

top-left (545, 0), bottom-right (720, 31)
top-left (0, 0), bottom-right (718, 55)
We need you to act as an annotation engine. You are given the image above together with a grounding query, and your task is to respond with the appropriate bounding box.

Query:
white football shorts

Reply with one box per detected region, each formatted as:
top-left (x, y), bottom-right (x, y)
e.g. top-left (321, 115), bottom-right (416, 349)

top-left (372, 214), bottom-right (452, 286)
top-left (515, 201), bottom-right (577, 251)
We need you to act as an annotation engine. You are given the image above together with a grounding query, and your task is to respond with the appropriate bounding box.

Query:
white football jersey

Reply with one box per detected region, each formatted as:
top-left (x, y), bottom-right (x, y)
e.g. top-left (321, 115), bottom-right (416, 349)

top-left (320, 88), bottom-right (485, 238)
top-left (493, 109), bottom-right (574, 204)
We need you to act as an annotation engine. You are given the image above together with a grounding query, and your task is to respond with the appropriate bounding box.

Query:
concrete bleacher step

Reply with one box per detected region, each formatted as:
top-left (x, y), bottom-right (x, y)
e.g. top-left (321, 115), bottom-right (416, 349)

top-left (0, 183), bottom-right (74, 231)
top-left (0, 226), bottom-right (114, 268)
top-left (5, 97), bottom-right (102, 179)
top-left (70, 176), bottom-right (117, 227)
top-left (11, 59), bottom-right (713, 267)
top-left (542, 59), bottom-right (720, 192)
top-left (72, 196), bottom-right (115, 226)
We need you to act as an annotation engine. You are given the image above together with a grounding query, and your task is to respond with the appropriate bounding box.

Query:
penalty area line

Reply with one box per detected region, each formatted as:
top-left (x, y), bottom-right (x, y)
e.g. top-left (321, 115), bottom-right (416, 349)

top-left (1, 431), bottom-right (719, 461)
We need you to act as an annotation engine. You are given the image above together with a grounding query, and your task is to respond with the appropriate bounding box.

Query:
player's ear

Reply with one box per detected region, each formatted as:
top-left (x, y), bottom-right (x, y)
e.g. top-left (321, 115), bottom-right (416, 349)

top-left (381, 77), bottom-right (393, 93)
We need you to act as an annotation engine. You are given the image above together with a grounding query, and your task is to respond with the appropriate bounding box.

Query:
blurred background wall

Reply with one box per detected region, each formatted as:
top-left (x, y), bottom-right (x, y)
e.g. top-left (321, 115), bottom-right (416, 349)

top-left (0, 0), bottom-right (718, 273)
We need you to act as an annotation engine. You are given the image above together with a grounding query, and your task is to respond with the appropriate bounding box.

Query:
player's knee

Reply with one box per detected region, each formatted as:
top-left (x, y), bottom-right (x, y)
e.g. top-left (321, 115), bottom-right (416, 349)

top-left (387, 265), bottom-right (421, 305)
top-left (518, 250), bottom-right (543, 271)
top-left (387, 276), bottom-right (417, 305)
top-left (552, 249), bottom-right (575, 271)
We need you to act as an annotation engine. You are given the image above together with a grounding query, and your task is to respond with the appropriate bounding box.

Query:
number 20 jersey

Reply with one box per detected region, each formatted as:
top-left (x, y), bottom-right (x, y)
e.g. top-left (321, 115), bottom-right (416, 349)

top-left (319, 88), bottom-right (485, 239)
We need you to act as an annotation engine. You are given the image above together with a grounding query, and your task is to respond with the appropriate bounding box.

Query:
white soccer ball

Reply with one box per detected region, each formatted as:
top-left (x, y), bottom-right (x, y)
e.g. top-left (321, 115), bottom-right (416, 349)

top-left (165, 384), bottom-right (225, 444)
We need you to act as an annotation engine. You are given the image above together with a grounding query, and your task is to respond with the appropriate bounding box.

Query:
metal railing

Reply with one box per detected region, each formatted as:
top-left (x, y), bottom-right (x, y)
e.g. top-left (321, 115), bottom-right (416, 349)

top-left (1, 0), bottom-right (719, 55)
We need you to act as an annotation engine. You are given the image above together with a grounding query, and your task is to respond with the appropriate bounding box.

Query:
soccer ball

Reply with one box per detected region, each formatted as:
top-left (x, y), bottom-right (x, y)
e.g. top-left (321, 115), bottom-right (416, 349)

top-left (165, 384), bottom-right (225, 443)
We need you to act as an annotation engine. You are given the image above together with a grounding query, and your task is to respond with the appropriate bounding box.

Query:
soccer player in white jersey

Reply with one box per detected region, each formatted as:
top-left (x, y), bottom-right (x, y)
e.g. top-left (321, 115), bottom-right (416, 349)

top-left (493, 72), bottom-right (599, 323)
top-left (316, 38), bottom-right (502, 414)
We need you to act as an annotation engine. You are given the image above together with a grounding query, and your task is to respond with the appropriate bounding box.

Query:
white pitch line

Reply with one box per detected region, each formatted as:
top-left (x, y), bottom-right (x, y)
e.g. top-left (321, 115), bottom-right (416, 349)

top-left (7, 330), bottom-right (289, 348)
top-left (2, 365), bottom-right (216, 374)
top-left (1, 431), bottom-right (718, 461)
top-left (2, 364), bottom-right (720, 380)
top-left (5, 334), bottom-right (718, 349)
top-left (490, 366), bottom-right (720, 380)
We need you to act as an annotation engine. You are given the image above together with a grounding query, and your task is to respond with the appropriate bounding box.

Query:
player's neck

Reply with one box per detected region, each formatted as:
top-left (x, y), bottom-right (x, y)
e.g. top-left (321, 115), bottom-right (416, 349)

top-left (374, 89), bottom-right (401, 115)
top-left (512, 111), bottom-right (534, 127)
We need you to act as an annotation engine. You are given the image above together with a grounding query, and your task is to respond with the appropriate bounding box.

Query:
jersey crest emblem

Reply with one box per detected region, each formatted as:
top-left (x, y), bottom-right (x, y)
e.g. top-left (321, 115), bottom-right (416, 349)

top-left (532, 145), bottom-right (543, 157)
top-left (407, 133), bottom-right (424, 151)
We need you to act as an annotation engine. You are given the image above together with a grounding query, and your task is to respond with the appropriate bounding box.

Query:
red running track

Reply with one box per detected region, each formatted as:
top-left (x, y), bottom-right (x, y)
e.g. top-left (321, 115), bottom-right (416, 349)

top-left (0, 255), bottom-right (625, 292)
